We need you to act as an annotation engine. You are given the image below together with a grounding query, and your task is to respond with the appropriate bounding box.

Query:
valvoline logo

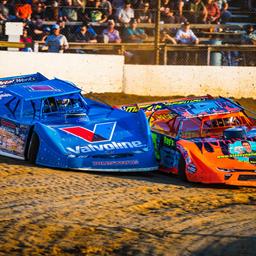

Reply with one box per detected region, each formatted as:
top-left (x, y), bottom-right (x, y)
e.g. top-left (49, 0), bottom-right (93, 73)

top-left (61, 122), bottom-right (116, 143)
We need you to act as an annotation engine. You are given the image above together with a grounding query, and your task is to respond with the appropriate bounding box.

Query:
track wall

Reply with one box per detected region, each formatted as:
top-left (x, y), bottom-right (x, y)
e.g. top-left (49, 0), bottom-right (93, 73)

top-left (0, 51), bottom-right (255, 98)
top-left (0, 51), bottom-right (124, 93)
top-left (123, 65), bottom-right (256, 99)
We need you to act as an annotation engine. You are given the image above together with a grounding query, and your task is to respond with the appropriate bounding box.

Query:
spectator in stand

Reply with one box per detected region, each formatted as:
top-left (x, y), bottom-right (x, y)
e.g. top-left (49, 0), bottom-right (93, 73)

top-left (117, 0), bottom-right (134, 24)
top-left (44, 0), bottom-right (59, 21)
top-left (44, 23), bottom-right (69, 53)
top-left (100, 0), bottom-right (113, 17)
top-left (73, 24), bottom-right (97, 42)
top-left (31, 2), bottom-right (46, 21)
top-left (136, 2), bottom-right (152, 23)
top-left (160, 0), bottom-right (184, 16)
top-left (56, 19), bottom-right (74, 40)
top-left (0, 0), bottom-right (9, 21)
top-left (123, 17), bottom-right (147, 42)
top-left (84, 0), bottom-right (108, 23)
top-left (71, 0), bottom-right (84, 9)
top-left (241, 25), bottom-right (256, 66)
top-left (242, 25), bottom-right (256, 44)
top-left (41, 26), bottom-right (51, 41)
top-left (20, 28), bottom-right (33, 51)
top-left (161, 7), bottom-right (176, 23)
top-left (15, 0), bottom-right (32, 21)
top-left (111, 0), bottom-right (125, 10)
top-left (175, 21), bottom-right (199, 65)
top-left (177, 0), bottom-right (187, 17)
top-left (160, 29), bottom-right (176, 44)
top-left (72, 24), bottom-right (97, 53)
top-left (215, 0), bottom-right (231, 23)
top-left (205, 0), bottom-right (220, 23)
top-left (102, 19), bottom-right (121, 42)
top-left (123, 18), bottom-right (148, 63)
top-left (175, 21), bottom-right (199, 44)
top-left (30, 16), bottom-right (45, 40)
top-left (188, 0), bottom-right (207, 23)
top-left (160, 28), bottom-right (177, 64)
top-left (60, 0), bottom-right (78, 21)
top-left (160, 0), bottom-right (174, 11)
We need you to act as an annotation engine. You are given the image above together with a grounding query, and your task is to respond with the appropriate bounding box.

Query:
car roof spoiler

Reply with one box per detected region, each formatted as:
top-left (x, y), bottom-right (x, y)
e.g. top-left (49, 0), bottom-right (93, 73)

top-left (0, 73), bottom-right (48, 88)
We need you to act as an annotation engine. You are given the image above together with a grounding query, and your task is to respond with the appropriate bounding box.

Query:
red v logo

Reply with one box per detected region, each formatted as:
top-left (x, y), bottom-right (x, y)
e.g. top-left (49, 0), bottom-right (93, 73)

top-left (61, 122), bottom-right (116, 143)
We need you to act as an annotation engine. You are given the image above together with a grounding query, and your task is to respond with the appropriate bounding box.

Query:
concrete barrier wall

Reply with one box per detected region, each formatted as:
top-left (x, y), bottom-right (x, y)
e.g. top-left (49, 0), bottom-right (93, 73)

top-left (0, 51), bottom-right (124, 93)
top-left (0, 51), bottom-right (255, 98)
top-left (123, 65), bottom-right (256, 99)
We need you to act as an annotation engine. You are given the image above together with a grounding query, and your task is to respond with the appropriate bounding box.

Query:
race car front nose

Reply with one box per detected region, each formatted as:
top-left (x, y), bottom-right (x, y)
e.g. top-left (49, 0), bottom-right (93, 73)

top-left (66, 148), bottom-right (158, 172)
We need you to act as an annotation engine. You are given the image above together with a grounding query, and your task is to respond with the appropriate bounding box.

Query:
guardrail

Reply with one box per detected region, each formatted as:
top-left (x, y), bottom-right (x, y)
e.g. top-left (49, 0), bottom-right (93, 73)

top-left (0, 19), bottom-right (252, 31)
top-left (0, 41), bottom-right (27, 48)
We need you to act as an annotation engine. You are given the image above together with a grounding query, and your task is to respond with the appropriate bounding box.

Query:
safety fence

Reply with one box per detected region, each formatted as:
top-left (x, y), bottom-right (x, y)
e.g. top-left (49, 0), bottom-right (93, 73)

top-left (1, 40), bottom-right (255, 66)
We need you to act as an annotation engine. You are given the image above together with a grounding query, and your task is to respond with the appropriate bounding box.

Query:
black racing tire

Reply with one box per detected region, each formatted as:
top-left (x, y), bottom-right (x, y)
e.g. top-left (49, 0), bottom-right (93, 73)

top-left (178, 154), bottom-right (188, 182)
top-left (27, 132), bottom-right (39, 163)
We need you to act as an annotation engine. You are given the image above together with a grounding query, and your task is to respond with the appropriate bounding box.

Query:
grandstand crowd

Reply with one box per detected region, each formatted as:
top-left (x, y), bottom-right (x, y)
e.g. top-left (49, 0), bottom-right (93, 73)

top-left (0, 0), bottom-right (255, 64)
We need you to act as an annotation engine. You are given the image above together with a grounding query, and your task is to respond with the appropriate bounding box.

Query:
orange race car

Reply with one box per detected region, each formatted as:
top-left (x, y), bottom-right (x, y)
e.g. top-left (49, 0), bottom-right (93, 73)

top-left (117, 95), bottom-right (256, 186)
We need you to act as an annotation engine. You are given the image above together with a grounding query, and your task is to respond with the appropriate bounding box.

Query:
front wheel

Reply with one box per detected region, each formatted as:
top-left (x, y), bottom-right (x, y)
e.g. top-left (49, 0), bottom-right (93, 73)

top-left (27, 132), bottom-right (39, 163)
top-left (178, 155), bottom-right (188, 181)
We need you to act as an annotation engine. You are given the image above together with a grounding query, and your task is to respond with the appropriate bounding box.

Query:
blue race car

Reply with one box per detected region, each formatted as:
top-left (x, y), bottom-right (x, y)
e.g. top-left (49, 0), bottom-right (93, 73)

top-left (0, 73), bottom-right (157, 172)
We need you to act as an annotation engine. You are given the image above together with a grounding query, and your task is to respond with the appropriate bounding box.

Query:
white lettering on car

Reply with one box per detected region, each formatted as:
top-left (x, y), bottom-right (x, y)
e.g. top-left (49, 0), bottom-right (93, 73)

top-left (66, 141), bottom-right (145, 154)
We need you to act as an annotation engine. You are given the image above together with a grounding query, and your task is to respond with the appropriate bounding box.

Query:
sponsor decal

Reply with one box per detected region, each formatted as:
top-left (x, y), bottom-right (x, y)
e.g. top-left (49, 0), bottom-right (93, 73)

top-left (0, 120), bottom-right (28, 156)
top-left (164, 98), bottom-right (206, 106)
top-left (61, 122), bottom-right (116, 143)
top-left (0, 75), bottom-right (43, 87)
top-left (187, 163), bottom-right (197, 174)
top-left (1, 119), bottom-right (16, 130)
top-left (151, 133), bottom-right (160, 160)
top-left (217, 152), bottom-right (256, 159)
top-left (92, 160), bottom-right (139, 166)
top-left (121, 105), bottom-right (138, 113)
top-left (67, 140), bottom-right (146, 154)
top-left (219, 140), bottom-right (256, 164)
top-left (163, 136), bottom-right (175, 147)
top-left (0, 79), bottom-right (15, 87)
top-left (26, 85), bottom-right (60, 92)
top-left (0, 92), bottom-right (12, 99)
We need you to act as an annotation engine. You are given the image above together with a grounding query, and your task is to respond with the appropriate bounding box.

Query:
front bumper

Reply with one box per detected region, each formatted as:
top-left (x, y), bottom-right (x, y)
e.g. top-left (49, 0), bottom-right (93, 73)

top-left (222, 172), bottom-right (256, 187)
top-left (71, 166), bottom-right (158, 172)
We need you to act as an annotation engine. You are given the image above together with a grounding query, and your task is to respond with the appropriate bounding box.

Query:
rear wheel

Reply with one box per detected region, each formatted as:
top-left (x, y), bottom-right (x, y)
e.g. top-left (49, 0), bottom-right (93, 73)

top-left (178, 154), bottom-right (188, 181)
top-left (27, 132), bottom-right (39, 163)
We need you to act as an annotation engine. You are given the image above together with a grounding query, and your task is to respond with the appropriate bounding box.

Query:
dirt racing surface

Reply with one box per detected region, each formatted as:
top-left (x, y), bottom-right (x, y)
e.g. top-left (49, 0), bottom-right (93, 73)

top-left (0, 94), bottom-right (256, 256)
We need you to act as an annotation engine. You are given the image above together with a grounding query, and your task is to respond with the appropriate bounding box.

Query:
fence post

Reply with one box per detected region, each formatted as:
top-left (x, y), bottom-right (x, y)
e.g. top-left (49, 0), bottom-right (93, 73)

top-left (120, 45), bottom-right (125, 55)
top-left (154, 0), bottom-right (161, 65)
top-left (33, 42), bottom-right (39, 52)
top-left (163, 45), bottom-right (168, 65)
top-left (207, 46), bottom-right (211, 66)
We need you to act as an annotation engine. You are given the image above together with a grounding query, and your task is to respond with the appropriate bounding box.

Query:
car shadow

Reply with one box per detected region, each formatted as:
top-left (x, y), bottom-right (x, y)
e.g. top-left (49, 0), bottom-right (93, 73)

top-left (95, 171), bottom-right (243, 190)
top-left (0, 156), bottom-right (247, 189)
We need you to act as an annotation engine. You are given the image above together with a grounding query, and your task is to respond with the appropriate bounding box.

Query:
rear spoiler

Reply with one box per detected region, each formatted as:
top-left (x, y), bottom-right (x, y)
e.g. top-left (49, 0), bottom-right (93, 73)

top-left (115, 98), bottom-right (206, 114)
top-left (0, 73), bottom-right (48, 87)
top-left (115, 95), bottom-right (214, 113)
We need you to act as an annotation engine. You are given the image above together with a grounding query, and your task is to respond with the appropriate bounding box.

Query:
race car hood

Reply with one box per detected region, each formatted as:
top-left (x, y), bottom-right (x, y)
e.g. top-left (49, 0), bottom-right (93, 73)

top-left (178, 136), bottom-right (256, 171)
top-left (35, 109), bottom-right (152, 157)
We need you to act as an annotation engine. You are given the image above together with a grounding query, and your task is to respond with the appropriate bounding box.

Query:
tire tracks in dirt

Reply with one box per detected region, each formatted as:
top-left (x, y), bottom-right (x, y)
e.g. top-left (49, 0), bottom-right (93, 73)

top-left (0, 158), bottom-right (255, 255)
